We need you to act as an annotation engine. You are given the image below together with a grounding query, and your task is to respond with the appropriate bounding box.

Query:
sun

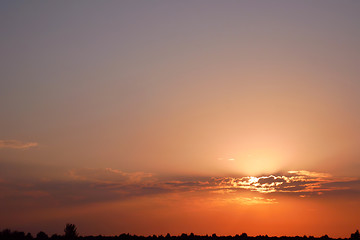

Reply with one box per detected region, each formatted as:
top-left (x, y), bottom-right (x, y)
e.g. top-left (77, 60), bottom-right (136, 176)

top-left (237, 152), bottom-right (285, 176)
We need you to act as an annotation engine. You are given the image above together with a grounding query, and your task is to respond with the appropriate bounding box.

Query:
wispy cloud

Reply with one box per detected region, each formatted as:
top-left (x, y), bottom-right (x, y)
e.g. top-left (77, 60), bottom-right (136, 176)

top-left (226, 197), bottom-right (277, 205)
top-left (68, 167), bottom-right (153, 185)
top-left (0, 140), bottom-right (38, 149)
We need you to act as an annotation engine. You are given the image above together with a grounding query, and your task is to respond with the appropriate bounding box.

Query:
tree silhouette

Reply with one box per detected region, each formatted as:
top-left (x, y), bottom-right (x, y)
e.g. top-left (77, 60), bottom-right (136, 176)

top-left (240, 233), bottom-right (248, 239)
top-left (64, 224), bottom-right (78, 239)
top-left (26, 232), bottom-right (34, 240)
top-left (36, 231), bottom-right (49, 240)
top-left (1, 225), bottom-right (360, 240)
top-left (1, 229), bottom-right (12, 239)
top-left (351, 230), bottom-right (360, 240)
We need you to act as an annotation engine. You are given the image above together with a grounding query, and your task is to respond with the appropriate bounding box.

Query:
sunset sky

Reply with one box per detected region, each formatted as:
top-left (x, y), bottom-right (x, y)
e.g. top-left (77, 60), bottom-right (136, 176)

top-left (1, 0), bottom-right (360, 238)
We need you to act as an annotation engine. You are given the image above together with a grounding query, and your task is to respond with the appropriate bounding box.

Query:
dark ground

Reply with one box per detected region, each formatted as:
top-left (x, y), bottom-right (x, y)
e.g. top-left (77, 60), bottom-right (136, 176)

top-left (1, 229), bottom-right (359, 240)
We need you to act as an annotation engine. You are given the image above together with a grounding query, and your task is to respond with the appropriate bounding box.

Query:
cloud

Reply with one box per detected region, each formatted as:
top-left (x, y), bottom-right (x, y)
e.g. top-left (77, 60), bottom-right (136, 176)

top-left (226, 197), bottom-right (277, 205)
top-left (258, 176), bottom-right (286, 185)
top-left (64, 169), bottom-right (358, 198)
top-left (0, 167), bottom-right (358, 209)
top-left (210, 170), bottom-right (357, 195)
top-left (68, 168), bottom-right (154, 185)
top-left (0, 140), bottom-right (38, 149)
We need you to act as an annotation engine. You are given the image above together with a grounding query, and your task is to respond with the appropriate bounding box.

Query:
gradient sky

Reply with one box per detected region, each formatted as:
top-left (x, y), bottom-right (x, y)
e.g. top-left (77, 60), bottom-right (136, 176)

top-left (1, 0), bottom-right (360, 238)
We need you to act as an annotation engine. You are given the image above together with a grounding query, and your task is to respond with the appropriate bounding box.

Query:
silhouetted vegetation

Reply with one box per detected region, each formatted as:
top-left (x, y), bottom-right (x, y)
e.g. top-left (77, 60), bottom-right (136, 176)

top-left (0, 225), bottom-right (359, 240)
top-left (351, 231), bottom-right (359, 240)
top-left (64, 224), bottom-right (78, 240)
top-left (36, 232), bottom-right (48, 240)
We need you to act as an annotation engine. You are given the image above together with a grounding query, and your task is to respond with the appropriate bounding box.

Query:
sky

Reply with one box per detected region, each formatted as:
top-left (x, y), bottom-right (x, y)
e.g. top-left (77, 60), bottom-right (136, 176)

top-left (1, 0), bottom-right (360, 238)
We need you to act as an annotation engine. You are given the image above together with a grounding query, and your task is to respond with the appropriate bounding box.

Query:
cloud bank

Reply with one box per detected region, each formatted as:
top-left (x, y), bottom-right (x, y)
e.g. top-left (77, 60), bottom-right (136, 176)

top-left (0, 167), bottom-right (359, 209)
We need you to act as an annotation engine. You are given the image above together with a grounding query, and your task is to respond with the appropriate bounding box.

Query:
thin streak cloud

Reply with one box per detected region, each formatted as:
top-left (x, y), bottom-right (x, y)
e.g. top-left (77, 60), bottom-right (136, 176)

top-left (0, 140), bottom-right (38, 150)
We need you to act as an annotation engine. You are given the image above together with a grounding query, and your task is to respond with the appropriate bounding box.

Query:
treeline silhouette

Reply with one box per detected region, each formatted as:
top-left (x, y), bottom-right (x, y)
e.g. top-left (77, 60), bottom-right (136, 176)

top-left (0, 224), bottom-right (359, 240)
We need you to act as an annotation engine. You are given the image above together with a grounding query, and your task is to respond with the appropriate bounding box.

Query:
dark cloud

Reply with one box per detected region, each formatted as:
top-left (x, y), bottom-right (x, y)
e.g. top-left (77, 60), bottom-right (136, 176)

top-left (258, 176), bottom-right (286, 185)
